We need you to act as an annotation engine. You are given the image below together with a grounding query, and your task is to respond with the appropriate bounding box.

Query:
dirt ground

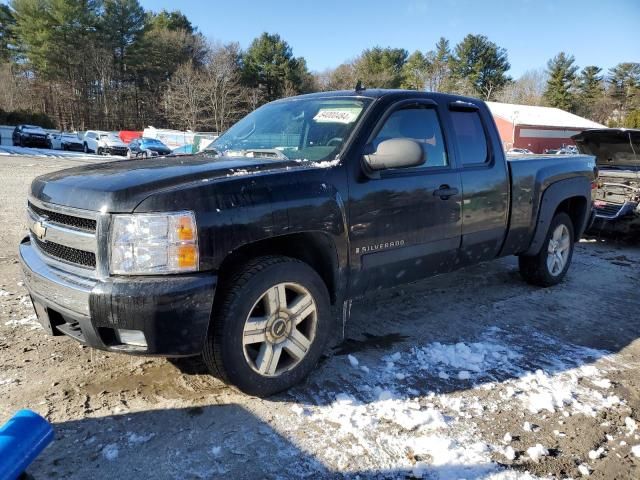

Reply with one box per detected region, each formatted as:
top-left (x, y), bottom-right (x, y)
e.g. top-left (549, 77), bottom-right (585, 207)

top-left (1, 155), bottom-right (639, 479)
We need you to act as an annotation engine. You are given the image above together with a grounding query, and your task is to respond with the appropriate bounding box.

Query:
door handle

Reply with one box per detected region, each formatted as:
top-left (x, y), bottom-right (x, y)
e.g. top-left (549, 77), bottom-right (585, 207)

top-left (433, 185), bottom-right (459, 200)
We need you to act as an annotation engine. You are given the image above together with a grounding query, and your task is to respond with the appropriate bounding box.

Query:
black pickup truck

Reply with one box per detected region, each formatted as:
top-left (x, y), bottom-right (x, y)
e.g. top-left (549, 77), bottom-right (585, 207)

top-left (20, 90), bottom-right (596, 396)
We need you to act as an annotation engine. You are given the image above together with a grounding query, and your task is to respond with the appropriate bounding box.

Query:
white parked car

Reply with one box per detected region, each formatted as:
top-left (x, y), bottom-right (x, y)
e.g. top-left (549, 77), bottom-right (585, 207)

top-left (507, 148), bottom-right (534, 155)
top-left (83, 130), bottom-right (128, 156)
top-left (48, 132), bottom-right (84, 151)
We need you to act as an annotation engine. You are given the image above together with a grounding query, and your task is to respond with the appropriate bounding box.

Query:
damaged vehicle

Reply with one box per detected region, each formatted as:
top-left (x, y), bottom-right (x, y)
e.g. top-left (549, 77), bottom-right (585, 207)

top-left (573, 128), bottom-right (640, 234)
top-left (20, 90), bottom-right (597, 396)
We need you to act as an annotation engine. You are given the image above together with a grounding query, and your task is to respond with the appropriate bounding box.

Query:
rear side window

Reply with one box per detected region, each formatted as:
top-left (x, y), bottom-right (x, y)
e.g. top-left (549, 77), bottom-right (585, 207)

top-left (373, 107), bottom-right (448, 168)
top-left (450, 110), bottom-right (488, 165)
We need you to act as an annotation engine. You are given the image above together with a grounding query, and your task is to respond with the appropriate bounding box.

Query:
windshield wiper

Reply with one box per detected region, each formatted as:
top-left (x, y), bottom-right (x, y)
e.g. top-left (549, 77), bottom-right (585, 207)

top-left (224, 149), bottom-right (289, 161)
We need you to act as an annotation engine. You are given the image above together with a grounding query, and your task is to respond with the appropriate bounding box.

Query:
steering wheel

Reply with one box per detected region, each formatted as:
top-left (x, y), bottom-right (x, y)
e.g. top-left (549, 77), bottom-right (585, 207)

top-left (327, 137), bottom-right (343, 147)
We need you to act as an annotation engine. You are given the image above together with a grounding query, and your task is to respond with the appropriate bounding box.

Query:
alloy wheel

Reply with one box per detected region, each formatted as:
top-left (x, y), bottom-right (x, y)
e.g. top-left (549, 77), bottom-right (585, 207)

top-left (546, 224), bottom-right (570, 276)
top-left (242, 282), bottom-right (317, 377)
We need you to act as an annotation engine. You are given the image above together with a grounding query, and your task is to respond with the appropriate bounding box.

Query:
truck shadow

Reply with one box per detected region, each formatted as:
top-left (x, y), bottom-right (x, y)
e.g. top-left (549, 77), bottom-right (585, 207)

top-left (29, 404), bottom-right (513, 479)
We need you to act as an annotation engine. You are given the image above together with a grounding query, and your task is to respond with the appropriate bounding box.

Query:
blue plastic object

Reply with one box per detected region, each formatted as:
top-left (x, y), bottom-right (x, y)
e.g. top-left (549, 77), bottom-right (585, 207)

top-left (0, 409), bottom-right (54, 480)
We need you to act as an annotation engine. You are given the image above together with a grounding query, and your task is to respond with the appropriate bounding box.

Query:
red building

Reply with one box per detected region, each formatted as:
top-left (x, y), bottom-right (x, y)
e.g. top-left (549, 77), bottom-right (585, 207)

top-left (487, 102), bottom-right (604, 153)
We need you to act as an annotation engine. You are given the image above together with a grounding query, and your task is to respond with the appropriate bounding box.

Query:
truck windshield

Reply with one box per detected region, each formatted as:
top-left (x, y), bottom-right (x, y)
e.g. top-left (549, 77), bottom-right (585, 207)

top-left (207, 97), bottom-right (372, 162)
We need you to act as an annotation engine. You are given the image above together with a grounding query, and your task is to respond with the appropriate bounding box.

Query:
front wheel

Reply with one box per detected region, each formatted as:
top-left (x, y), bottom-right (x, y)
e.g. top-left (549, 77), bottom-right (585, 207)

top-left (519, 212), bottom-right (575, 287)
top-left (202, 256), bottom-right (332, 397)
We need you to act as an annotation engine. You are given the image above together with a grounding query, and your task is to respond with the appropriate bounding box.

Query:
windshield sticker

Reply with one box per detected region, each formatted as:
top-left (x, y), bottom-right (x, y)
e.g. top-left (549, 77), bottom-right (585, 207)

top-left (313, 108), bottom-right (362, 124)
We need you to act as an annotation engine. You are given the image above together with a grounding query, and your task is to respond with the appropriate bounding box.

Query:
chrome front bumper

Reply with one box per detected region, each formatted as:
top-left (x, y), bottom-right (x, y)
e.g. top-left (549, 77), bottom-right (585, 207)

top-left (19, 237), bottom-right (216, 356)
top-left (19, 240), bottom-right (96, 318)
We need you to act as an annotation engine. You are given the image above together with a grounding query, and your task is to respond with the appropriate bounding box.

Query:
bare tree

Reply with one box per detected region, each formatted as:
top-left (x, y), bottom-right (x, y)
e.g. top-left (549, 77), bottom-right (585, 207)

top-left (201, 42), bottom-right (246, 133)
top-left (497, 69), bottom-right (548, 105)
top-left (163, 61), bottom-right (206, 131)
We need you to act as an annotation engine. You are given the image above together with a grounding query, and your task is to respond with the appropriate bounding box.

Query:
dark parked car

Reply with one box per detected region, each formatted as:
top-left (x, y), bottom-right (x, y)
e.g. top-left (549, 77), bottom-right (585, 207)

top-left (127, 137), bottom-right (172, 158)
top-left (12, 125), bottom-right (50, 148)
top-left (20, 89), bottom-right (596, 396)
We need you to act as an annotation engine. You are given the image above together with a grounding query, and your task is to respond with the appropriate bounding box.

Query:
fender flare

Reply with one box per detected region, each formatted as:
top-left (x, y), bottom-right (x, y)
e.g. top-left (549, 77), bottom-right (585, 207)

top-left (524, 176), bottom-right (592, 256)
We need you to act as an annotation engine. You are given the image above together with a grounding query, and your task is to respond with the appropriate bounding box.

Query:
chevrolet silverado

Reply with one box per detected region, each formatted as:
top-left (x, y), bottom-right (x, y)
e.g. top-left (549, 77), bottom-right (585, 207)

top-left (20, 90), bottom-right (596, 396)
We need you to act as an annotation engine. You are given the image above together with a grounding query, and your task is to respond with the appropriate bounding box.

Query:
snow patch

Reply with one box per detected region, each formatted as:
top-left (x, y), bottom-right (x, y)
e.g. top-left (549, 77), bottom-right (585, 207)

top-left (102, 443), bottom-right (119, 461)
top-left (526, 444), bottom-right (548, 463)
top-left (588, 447), bottom-right (604, 460)
top-left (578, 464), bottom-right (591, 476)
top-left (4, 314), bottom-right (41, 330)
top-left (126, 432), bottom-right (155, 445)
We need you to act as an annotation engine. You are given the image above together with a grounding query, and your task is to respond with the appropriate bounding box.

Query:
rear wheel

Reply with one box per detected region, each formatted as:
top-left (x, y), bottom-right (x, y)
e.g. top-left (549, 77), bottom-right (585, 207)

top-left (519, 212), bottom-right (575, 287)
top-left (202, 256), bottom-right (332, 397)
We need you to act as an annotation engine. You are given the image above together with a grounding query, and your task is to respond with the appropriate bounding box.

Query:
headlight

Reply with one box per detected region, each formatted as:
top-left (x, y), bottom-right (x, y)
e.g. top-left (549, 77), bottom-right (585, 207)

top-left (110, 211), bottom-right (199, 275)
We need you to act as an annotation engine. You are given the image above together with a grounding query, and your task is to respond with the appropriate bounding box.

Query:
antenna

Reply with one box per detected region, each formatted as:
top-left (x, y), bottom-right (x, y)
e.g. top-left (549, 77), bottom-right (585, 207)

top-left (355, 80), bottom-right (365, 92)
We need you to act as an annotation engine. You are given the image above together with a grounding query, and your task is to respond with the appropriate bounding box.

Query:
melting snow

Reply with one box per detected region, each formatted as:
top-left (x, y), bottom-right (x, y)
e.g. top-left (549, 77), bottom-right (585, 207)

top-left (102, 443), bottom-right (119, 461)
top-left (578, 464), bottom-right (591, 476)
top-left (126, 432), bottom-right (155, 445)
top-left (526, 444), bottom-right (548, 463)
top-left (278, 329), bottom-right (624, 477)
top-left (4, 314), bottom-right (41, 330)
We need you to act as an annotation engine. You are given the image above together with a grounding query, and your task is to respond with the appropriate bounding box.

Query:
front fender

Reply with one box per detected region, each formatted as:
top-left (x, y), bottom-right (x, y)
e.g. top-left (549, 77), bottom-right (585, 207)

top-left (133, 166), bottom-right (350, 274)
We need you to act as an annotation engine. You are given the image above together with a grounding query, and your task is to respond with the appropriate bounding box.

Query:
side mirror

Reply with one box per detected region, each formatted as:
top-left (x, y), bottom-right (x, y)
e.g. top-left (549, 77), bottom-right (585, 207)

top-left (363, 138), bottom-right (425, 171)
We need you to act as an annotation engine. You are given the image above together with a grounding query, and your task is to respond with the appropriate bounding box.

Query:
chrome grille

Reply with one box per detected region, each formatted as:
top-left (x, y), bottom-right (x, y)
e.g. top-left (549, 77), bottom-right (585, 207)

top-left (33, 237), bottom-right (96, 267)
top-left (28, 202), bottom-right (96, 232)
top-left (27, 199), bottom-right (99, 271)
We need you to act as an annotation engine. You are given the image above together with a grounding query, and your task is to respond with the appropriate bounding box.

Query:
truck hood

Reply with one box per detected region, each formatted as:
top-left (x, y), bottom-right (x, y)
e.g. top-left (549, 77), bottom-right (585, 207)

top-left (572, 129), bottom-right (640, 172)
top-left (31, 154), bottom-right (301, 212)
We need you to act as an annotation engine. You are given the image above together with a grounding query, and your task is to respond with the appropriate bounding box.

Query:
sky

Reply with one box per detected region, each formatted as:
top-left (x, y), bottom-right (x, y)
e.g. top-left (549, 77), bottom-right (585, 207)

top-left (138, 0), bottom-right (639, 78)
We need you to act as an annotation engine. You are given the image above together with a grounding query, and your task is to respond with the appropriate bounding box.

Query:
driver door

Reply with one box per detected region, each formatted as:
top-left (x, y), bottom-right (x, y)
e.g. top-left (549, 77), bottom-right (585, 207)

top-left (348, 99), bottom-right (462, 294)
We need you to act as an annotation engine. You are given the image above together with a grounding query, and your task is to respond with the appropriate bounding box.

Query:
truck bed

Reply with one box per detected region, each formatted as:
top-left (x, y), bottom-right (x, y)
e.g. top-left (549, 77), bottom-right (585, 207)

top-left (502, 154), bottom-right (596, 255)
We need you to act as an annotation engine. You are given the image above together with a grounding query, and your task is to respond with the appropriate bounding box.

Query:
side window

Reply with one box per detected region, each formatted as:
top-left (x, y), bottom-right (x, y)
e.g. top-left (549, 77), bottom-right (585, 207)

top-left (372, 107), bottom-right (448, 168)
top-left (450, 110), bottom-right (488, 165)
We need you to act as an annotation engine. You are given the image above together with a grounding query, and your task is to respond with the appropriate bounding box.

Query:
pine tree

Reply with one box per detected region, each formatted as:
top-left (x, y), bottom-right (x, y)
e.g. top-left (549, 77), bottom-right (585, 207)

top-left (543, 52), bottom-right (578, 111)
top-left (576, 65), bottom-right (604, 118)
top-left (241, 32), bottom-right (312, 102)
top-left (0, 4), bottom-right (15, 62)
top-left (607, 62), bottom-right (640, 115)
top-left (401, 51), bottom-right (428, 90)
top-left (354, 46), bottom-right (408, 89)
top-left (450, 34), bottom-right (511, 100)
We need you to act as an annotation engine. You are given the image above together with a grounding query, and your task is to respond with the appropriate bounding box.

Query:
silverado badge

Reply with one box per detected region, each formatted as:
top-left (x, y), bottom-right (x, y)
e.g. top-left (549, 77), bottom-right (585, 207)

top-left (32, 220), bottom-right (47, 241)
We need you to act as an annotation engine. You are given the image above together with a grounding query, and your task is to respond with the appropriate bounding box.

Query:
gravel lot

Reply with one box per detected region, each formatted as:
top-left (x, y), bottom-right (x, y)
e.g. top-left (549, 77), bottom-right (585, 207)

top-left (1, 155), bottom-right (639, 479)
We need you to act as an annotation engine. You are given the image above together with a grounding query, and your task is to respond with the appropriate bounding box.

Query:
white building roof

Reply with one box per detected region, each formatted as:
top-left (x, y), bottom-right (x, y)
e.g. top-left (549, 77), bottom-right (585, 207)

top-left (486, 102), bottom-right (605, 129)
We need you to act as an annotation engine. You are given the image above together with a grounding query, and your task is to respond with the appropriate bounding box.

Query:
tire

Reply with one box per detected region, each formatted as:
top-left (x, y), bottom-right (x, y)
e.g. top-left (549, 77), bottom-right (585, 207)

top-left (202, 255), bottom-right (332, 397)
top-left (97, 147), bottom-right (103, 156)
top-left (519, 212), bottom-right (575, 287)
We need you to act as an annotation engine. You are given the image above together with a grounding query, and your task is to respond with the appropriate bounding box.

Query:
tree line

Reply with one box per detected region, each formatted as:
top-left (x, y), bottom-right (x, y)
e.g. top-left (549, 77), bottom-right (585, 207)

top-left (0, 1), bottom-right (638, 132)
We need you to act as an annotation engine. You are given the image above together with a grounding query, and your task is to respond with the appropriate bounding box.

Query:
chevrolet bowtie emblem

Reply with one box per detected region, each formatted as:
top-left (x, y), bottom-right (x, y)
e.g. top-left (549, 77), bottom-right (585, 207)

top-left (32, 220), bottom-right (47, 240)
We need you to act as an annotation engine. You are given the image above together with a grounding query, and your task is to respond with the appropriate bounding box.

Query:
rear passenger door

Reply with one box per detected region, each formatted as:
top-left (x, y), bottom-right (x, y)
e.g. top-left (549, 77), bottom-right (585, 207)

top-left (348, 99), bottom-right (463, 293)
top-left (448, 102), bottom-right (509, 265)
